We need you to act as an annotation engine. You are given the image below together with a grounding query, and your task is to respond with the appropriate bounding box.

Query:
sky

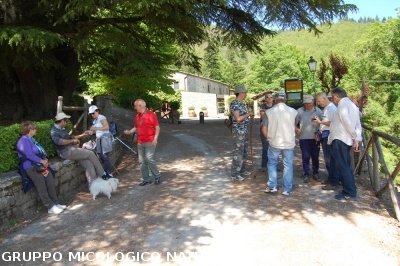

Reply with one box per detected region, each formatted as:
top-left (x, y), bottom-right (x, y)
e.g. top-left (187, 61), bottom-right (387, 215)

top-left (345, 0), bottom-right (399, 20)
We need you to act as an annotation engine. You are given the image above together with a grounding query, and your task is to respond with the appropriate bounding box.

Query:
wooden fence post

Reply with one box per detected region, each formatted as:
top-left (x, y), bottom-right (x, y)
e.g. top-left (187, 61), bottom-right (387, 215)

top-left (57, 96), bottom-right (63, 114)
top-left (372, 134), bottom-right (380, 191)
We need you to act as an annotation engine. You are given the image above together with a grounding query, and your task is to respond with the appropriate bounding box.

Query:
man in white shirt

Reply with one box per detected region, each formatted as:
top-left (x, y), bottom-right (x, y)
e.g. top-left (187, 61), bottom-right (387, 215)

top-left (314, 92), bottom-right (338, 190)
top-left (328, 87), bottom-right (362, 201)
top-left (259, 91), bottom-right (274, 172)
top-left (261, 91), bottom-right (298, 195)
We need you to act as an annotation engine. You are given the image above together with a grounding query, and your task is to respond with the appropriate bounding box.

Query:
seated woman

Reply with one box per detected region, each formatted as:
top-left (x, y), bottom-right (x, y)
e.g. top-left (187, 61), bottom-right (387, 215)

top-left (16, 121), bottom-right (66, 214)
top-left (87, 105), bottom-right (114, 179)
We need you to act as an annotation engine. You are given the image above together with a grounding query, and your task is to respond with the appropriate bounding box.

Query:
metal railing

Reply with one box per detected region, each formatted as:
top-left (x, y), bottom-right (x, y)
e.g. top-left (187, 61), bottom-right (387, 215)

top-left (355, 123), bottom-right (400, 221)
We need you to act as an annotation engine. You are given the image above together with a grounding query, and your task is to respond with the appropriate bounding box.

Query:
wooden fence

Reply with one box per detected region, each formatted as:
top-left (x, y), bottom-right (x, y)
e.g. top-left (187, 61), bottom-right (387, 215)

top-left (56, 96), bottom-right (89, 132)
top-left (355, 125), bottom-right (400, 221)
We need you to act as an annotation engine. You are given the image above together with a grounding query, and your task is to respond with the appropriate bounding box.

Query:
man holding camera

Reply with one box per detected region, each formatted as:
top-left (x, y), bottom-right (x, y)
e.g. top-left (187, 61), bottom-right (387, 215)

top-left (296, 95), bottom-right (323, 183)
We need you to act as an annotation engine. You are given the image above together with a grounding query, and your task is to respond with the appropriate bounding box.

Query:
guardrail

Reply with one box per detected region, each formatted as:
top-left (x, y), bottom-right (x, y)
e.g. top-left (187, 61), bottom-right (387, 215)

top-left (56, 96), bottom-right (89, 132)
top-left (355, 123), bottom-right (400, 221)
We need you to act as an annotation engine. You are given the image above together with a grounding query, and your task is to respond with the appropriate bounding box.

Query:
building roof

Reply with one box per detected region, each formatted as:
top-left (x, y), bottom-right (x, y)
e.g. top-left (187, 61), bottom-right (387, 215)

top-left (174, 71), bottom-right (231, 88)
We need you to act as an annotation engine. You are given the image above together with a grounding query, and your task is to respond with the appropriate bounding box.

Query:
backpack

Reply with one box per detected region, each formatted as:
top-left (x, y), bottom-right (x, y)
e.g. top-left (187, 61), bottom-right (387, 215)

top-left (109, 121), bottom-right (118, 137)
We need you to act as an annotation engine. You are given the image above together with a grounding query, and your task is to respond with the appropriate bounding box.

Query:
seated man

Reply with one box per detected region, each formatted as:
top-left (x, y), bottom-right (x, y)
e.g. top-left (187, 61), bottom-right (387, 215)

top-left (161, 100), bottom-right (172, 119)
top-left (50, 112), bottom-right (111, 185)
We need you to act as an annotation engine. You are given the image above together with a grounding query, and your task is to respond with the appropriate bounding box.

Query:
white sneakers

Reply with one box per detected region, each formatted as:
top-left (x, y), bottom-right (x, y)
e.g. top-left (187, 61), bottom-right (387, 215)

top-left (264, 187), bottom-right (277, 193)
top-left (264, 187), bottom-right (290, 196)
top-left (48, 205), bottom-right (63, 214)
top-left (231, 175), bottom-right (245, 181)
top-left (240, 171), bottom-right (251, 176)
top-left (56, 204), bottom-right (67, 210)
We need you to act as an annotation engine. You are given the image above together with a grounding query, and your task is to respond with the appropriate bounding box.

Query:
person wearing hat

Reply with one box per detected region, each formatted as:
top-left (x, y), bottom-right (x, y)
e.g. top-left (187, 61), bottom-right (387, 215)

top-left (86, 105), bottom-right (114, 177)
top-left (229, 85), bottom-right (254, 181)
top-left (262, 91), bottom-right (298, 195)
top-left (296, 94), bottom-right (323, 183)
top-left (50, 112), bottom-right (111, 185)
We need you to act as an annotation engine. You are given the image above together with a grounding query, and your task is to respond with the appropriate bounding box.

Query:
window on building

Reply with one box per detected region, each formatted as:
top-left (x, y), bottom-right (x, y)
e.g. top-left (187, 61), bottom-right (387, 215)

top-left (174, 81), bottom-right (179, 90)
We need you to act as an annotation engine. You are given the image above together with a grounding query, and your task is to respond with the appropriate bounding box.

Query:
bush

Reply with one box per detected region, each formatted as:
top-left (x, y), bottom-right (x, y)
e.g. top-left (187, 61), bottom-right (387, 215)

top-left (0, 120), bottom-right (71, 173)
top-left (113, 90), bottom-right (162, 110)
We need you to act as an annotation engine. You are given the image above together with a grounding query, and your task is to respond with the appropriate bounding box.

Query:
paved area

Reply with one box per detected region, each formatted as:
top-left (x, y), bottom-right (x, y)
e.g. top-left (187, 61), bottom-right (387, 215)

top-left (0, 107), bottom-right (399, 266)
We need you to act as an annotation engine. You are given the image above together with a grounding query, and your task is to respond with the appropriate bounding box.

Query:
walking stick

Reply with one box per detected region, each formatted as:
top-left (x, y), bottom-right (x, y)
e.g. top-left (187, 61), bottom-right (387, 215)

top-left (249, 114), bottom-right (256, 178)
top-left (115, 137), bottom-right (138, 155)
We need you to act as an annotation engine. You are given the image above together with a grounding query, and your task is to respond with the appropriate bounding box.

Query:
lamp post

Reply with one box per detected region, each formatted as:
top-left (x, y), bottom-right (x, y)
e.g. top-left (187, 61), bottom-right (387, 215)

top-left (307, 56), bottom-right (317, 98)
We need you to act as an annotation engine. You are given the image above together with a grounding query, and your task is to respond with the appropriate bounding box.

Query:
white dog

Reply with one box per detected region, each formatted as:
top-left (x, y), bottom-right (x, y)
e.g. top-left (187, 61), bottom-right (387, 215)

top-left (89, 177), bottom-right (119, 200)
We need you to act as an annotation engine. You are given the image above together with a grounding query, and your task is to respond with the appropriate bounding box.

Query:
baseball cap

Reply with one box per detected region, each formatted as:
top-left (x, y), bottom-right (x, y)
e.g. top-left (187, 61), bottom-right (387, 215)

top-left (88, 105), bottom-right (98, 114)
top-left (55, 112), bottom-right (71, 121)
top-left (234, 85), bottom-right (247, 93)
top-left (274, 91), bottom-right (286, 99)
top-left (303, 94), bottom-right (314, 103)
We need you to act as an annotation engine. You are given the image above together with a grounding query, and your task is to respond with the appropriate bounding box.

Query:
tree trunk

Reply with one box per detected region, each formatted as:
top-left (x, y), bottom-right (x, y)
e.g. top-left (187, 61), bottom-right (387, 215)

top-left (0, 49), bottom-right (80, 121)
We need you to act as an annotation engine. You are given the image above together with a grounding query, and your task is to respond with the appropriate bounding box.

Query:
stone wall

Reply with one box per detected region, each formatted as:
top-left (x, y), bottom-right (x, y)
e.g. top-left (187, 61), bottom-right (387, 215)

top-left (0, 141), bottom-right (122, 229)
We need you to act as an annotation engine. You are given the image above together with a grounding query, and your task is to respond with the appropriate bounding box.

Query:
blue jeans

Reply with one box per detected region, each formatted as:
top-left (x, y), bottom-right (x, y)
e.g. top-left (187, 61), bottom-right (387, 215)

top-left (267, 146), bottom-right (294, 192)
top-left (331, 140), bottom-right (357, 197)
top-left (299, 139), bottom-right (320, 176)
top-left (321, 137), bottom-right (330, 172)
top-left (260, 129), bottom-right (269, 168)
top-left (98, 152), bottom-right (112, 174)
top-left (138, 143), bottom-right (161, 182)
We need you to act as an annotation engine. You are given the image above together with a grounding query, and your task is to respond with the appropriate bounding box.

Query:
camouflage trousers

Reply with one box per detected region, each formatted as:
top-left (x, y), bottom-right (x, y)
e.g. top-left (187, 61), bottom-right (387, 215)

top-left (231, 128), bottom-right (249, 176)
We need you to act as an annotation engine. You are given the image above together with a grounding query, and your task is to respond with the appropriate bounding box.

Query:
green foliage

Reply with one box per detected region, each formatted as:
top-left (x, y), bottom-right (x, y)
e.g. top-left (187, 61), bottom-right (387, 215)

top-left (70, 94), bottom-right (85, 106)
top-left (245, 39), bottom-right (310, 94)
top-left (0, 120), bottom-right (71, 173)
top-left (0, 124), bottom-right (21, 172)
top-left (112, 88), bottom-right (181, 112)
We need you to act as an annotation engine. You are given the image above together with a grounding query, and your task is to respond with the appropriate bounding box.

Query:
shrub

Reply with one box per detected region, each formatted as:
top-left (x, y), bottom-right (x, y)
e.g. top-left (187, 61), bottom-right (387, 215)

top-left (201, 106), bottom-right (207, 110)
top-left (113, 90), bottom-right (161, 110)
top-left (188, 106), bottom-right (195, 110)
top-left (0, 120), bottom-right (71, 173)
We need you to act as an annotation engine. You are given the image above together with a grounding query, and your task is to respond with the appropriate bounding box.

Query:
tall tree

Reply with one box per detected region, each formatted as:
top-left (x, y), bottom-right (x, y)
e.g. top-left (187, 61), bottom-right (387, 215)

top-left (0, 0), bottom-right (357, 120)
top-left (317, 52), bottom-right (349, 93)
top-left (246, 39), bottom-right (309, 94)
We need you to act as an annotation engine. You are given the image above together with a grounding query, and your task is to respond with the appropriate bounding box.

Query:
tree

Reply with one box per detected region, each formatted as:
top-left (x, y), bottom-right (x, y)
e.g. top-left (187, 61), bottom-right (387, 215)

top-left (202, 29), bottom-right (223, 80)
top-left (317, 52), bottom-right (349, 93)
top-left (0, 0), bottom-right (357, 120)
top-left (219, 49), bottom-right (246, 88)
top-left (245, 39), bottom-right (309, 94)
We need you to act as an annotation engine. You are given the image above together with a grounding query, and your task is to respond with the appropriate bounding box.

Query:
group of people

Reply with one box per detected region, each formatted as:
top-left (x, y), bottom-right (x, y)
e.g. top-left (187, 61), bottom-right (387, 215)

top-left (230, 85), bottom-right (362, 201)
top-left (16, 99), bottom-right (161, 214)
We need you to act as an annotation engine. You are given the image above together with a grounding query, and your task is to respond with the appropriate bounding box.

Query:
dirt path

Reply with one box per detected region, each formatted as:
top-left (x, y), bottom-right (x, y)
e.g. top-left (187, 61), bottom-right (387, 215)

top-left (0, 107), bottom-right (399, 265)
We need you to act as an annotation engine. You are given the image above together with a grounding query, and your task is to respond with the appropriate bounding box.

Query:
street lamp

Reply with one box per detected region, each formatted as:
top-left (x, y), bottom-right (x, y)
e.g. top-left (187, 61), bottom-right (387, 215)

top-left (307, 56), bottom-right (317, 98)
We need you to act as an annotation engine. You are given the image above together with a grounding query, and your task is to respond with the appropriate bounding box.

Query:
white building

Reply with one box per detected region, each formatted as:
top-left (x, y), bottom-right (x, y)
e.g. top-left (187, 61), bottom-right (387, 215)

top-left (171, 72), bottom-right (232, 118)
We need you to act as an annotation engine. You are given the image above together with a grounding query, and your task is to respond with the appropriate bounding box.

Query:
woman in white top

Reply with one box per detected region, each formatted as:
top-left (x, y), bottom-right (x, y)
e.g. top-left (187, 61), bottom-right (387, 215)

top-left (87, 105), bottom-right (113, 178)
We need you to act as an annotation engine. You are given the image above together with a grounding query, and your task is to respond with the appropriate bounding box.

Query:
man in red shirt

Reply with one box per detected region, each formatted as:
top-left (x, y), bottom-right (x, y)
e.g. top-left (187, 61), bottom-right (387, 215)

top-left (124, 99), bottom-right (161, 186)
